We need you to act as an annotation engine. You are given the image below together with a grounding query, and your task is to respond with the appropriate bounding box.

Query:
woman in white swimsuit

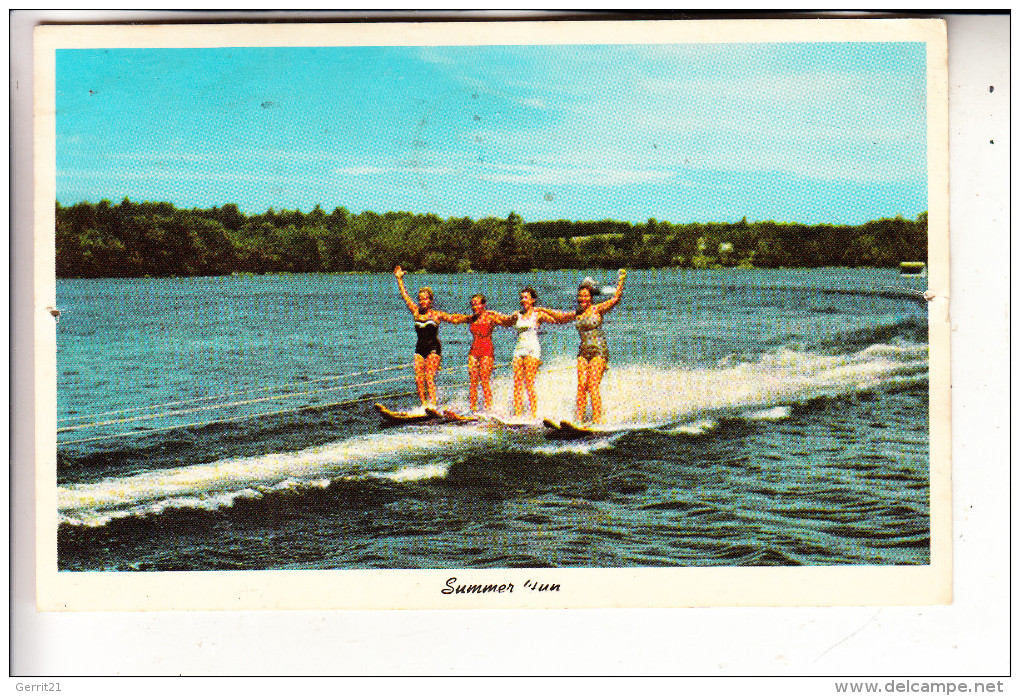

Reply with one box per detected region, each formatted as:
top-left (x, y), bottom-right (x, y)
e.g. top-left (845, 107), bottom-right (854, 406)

top-left (494, 287), bottom-right (558, 419)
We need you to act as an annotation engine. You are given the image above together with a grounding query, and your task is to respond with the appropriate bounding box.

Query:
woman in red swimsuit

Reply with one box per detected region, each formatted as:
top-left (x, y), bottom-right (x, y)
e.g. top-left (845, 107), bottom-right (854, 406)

top-left (427, 292), bottom-right (510, 413)
top-left (462, 294), bottom-right (510, 412)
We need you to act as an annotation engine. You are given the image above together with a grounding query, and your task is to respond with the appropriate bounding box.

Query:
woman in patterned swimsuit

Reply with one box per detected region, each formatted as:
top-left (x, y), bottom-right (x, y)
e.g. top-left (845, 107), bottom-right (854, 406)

top-left (545, 269), bottom-right (627, 423)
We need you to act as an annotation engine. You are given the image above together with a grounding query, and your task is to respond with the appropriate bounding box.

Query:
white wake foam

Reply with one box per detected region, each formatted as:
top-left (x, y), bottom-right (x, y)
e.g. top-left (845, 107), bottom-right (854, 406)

top-left (742, 406), bottom-right (792, 421)
top-left (59, 425), bottom-right (486, 526)
top-left (663, 419), bottom-right (720, 436)
top-left (532, 437), bottom-right (619, 456)
top-left (446, 340), bottom-right (927, 429)
top-left (60, 340), bottom-right (926, 526)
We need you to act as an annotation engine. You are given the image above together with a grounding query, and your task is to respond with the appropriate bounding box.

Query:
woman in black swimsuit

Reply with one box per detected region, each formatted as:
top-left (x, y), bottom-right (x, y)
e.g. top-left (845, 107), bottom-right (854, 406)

top-left (394, 265), bottom-right (465, 408)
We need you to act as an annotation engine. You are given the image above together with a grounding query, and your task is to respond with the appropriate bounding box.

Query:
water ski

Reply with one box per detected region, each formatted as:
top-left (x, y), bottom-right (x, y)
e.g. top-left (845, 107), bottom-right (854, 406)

top-left (560, 420), bottom-right (599, 436)
top-left (374, 403), bottom-right (437, 425)
top-left (484, 415), bottom-right (538, 431)
top-left (443, 409), bottom-right (480, 423)
top-left (543, 419), bottom-right (598, 440)
top-left (419, 407), bottom-right (478, 423)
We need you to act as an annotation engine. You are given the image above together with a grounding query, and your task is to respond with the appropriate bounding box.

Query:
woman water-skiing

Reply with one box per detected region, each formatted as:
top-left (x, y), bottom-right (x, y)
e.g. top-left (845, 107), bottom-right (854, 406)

top-left (543, 269), bottom-right (627, 423)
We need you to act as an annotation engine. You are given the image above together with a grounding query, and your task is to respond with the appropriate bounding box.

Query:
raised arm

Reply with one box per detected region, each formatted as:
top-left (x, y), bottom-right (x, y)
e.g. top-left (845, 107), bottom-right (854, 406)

top-left (393, 266), bottom-right (418, 314)
top-left (594, 269), bottom-right (627, 314)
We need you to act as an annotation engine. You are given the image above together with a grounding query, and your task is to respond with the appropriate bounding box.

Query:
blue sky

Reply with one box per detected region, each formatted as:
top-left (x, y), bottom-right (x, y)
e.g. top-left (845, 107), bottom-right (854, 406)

top-left (56, 42), bottom-right (927, 225)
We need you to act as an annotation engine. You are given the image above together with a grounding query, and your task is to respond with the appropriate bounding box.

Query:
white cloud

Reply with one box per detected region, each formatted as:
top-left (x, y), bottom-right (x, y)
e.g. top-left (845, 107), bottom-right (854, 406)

top-left (476, 161), bottom-right (675, 187)
top-left (335, 164), bottom-right (457, 177)
top-left (57, 167), bottom-right (312, 186)
top-left (109, 149), bottom-right (351, 165)
top-left (333, 166), bottom-right (400, 176)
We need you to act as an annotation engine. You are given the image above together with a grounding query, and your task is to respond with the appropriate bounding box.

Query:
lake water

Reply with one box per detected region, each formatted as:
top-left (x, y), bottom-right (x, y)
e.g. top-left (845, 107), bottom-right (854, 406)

top-left (55, 267), bottom-right (930, 570)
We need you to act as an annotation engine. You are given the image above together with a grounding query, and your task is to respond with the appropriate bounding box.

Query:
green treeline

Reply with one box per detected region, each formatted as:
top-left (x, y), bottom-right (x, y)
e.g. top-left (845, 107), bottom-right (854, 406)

top-left (55, 198), bottom-right (928, 279)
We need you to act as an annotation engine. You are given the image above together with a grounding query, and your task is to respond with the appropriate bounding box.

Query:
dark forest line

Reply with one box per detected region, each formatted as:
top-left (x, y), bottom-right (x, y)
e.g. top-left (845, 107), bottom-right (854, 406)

top-left (55, 198), bottom-right (928, 278)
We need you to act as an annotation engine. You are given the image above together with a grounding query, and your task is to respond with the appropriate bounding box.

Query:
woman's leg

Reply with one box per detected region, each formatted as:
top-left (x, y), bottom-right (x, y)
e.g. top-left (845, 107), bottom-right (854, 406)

top-left (413, 354), bottom-right (428, 406)
top-left (522, 356), bottom-right (541, 418)
top-left (424, 353), bottom-right (441, 407)
top-left (512, 357), bottom-right (526, 416)
top-left (467, 355), bottom-right (480, 411)
top-left (478, 356), bottom-right (494, 411)
top-left (576, 356), bottom-right (590, 422)
top-left (587, 356), bottom-right (608, 423)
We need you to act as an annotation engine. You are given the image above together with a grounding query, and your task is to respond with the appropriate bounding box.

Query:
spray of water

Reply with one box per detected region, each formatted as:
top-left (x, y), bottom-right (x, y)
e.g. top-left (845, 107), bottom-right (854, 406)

top-left (59, 340), bottom-right (926, 527)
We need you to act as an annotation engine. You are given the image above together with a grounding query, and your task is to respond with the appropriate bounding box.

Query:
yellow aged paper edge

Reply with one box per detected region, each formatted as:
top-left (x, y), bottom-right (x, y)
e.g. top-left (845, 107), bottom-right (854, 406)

top-left (33, 17), bottom-right (950, 611)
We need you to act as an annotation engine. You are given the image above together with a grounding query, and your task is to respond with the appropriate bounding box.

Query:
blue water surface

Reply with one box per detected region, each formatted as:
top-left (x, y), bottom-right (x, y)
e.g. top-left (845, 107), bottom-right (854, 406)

top-left (55, 267), bottom-right (930, 570)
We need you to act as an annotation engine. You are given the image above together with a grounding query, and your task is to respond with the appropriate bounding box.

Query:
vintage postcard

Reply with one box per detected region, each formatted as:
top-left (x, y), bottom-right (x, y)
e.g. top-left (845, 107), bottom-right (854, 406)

top-left (33, 17), bottom-right (950, 610)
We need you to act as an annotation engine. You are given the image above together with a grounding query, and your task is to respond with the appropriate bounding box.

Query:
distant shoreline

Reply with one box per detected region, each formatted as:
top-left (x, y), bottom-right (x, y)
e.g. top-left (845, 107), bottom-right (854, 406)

top-left (55, 199), bottom-right (928, 279)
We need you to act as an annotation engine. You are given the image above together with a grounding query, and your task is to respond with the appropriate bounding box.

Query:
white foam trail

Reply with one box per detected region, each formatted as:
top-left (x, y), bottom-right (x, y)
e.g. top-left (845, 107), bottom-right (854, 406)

top-left (533, 437), bottom-right (618, 456)
top-left (61, 339), bottom-right (926, 526)
top-left (59, 486), bottom-right (266, 527)
top-left (454, 341), bottom-right (926, 429)
top-left (373, 464), bottom-right (448, 482)
top-left (742, 406), bottom-right (792, 421)
top-left (664, 419), bottom-right (719, 436)
top-left (59, 424), bottom-right (484, 525)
